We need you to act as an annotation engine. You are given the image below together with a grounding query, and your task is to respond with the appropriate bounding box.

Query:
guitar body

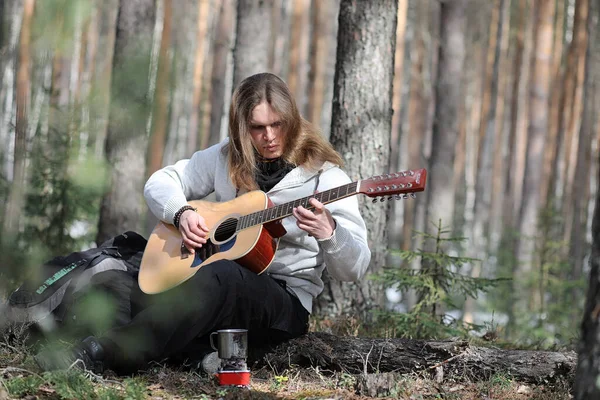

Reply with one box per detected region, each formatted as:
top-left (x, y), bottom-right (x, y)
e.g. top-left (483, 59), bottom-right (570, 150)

top-left (139, 191), bottom-right (282, 294)
top-left (138, 168), bottom-right (428, 295)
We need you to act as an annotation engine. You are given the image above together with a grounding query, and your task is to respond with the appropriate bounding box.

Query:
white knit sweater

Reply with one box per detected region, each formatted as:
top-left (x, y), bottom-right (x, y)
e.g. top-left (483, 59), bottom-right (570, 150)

top-left (143, 139), bottom-right (371, 312)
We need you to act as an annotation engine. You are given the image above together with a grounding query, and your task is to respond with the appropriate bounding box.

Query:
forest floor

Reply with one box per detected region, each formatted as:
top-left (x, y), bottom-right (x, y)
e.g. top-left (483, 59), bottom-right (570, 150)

top-left (0, 330), bottom-right (574, 400)
top-left (0, 360), bottom-right (574, 400)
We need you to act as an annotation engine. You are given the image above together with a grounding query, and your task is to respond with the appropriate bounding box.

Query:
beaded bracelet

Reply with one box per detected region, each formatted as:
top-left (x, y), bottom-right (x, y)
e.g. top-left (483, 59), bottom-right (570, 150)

top-left (173, 205), bottom-right (196, 229)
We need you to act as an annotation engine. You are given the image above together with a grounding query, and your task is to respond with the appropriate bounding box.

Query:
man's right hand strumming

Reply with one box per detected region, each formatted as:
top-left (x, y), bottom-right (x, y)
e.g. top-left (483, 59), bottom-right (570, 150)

top-left (178, 210), bottom-right (209, 254)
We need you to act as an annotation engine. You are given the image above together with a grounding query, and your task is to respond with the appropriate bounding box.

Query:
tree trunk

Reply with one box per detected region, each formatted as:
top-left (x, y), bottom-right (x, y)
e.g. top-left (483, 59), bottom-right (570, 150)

top-left (199, 0), bottom-right (217, 151)
top-left (574, 9), bottom-right (600, 398)
top-left (160, 0), bottom-right (191, 166)
top-left (208, 0), bottom-right (235, 146)
top-left (287, 0), bottom-right (311, 115)
top-left (568, 0), bottom-right (594, 306)
top-left (0, 0), bottom-right (13, 93)
top-left (187, 0), bottom-right (210, 151)
top-left (561, 0), bottom-right (590, 249)
top-left (269, 0), bottom-right (292, 78)
top-left (77, 6), bottom-right (99, 161)
top-left (455, 0), bottom-right (488, 244)
top-left (93, 0), bottom-right (119, 159)
top-left (420, 1), bottom-right (441, 167)
top-left (0, 0), bottom-right (5, 47)
top-left (502, 0), bottom-right (528, 230)
top-left (418, 0), bottom-right (466, 320)
top-left (232, 0), bottom-right (273, 87)
top-left (0, 0), bottom-right (22, 181)
top-left (389, 0), bottom-right (409, 178)
top-left (552, 0), bottom-right (588, 214)
top-left (96, 0), bottom-right (156, 244)
top-left (402, 0), bottom-right (428, 254)
top-left (398, 0), bottom-right (432, 311)
top-left (311, 0), bottom-right (339, 140)
top-left (147, 0), bottom-right (172, 177)
top-left (540, 0), bottom-right (565, 204)
top-left (576, 152), bottom-right (600, 398)
top-left (315, 0), bottom-right (397, 319)
top-left (425, 0), bottom-right (467, 232)
top-left (307, 0), bottom-right (339, 134)
top-left (573, 6), bottom-right (600, 395)
top-left (465, 0), bottom-right (509, 323)
top-left (488, 0), bottom-right (511, 254)
top-left (68, 3), bottom-right (85, 156)
top-left (515, 0), bottom-right (555, 277)
top-left (386, 0), bottom-right (409, 262)
top-left (503, 0), bottom-right (532, 336)
top-left (260, 332), bottom-right (576, 384)
top-left (2, 0), bottom-right (34, 239)
top-left (476, 0), bottom-right (501, 171)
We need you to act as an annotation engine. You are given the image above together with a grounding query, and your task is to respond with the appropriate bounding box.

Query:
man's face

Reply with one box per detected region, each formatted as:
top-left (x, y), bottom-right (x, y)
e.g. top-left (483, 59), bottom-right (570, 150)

top-left (249, 101), bottom-right (285, 159)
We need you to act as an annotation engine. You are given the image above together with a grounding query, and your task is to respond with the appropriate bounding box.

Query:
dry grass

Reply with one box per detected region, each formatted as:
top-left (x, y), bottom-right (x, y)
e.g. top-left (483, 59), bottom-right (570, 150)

top-left (0, 353), bottom-right (573, 399)
top-left (0, 320), bottom-right (573, 399)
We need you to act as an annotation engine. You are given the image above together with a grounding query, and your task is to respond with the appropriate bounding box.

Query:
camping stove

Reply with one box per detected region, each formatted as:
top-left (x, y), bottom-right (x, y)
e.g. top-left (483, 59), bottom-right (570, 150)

top-left (217, 357), bottom-right (250, 386)
top-left (210, 329), bottom-right (250, 386)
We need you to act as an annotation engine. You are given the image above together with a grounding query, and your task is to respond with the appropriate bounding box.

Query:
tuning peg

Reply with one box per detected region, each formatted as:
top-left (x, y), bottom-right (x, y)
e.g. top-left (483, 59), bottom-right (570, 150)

top-left (410, 193), bottom-right (417, 199)
top-left (403, 194), bottom-right (409, 199)
top-left (379, 197), bottom-right (385, 202)
top-left (372, 198), bottom-right (379, 203)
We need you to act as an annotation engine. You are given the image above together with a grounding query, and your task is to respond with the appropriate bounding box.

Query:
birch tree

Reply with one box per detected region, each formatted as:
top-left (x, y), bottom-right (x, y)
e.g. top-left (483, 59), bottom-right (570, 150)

top-left (0, 0), bottom-right (23, 196)
top-left (2, 0), bottom-right (34, 239)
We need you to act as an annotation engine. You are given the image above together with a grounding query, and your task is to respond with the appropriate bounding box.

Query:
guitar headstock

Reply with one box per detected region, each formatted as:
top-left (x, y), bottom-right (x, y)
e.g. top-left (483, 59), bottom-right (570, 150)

top-left (358, 169), bottom-right (427, 200)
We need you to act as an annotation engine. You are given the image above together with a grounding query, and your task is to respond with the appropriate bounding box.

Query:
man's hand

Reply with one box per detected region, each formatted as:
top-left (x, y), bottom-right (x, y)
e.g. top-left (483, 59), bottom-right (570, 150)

top-left (178, 210), bottom-right (209, 253)
top-left (292, 197), bottom-right (336, 240)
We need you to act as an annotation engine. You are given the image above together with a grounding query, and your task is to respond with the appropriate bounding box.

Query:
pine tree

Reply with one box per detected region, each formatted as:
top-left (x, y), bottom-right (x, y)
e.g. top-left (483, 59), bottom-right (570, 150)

top-left (373, 220), bottom-right (501, 339)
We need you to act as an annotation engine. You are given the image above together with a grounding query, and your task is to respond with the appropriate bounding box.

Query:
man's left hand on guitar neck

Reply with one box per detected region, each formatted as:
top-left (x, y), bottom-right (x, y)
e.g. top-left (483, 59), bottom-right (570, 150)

top-left (292, 197), bottom-right (336, 240)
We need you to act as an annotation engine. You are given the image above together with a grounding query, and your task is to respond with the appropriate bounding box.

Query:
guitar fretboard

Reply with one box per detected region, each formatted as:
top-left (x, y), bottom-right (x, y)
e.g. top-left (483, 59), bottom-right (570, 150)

top-left (236, 181), bottom-right (359, 231)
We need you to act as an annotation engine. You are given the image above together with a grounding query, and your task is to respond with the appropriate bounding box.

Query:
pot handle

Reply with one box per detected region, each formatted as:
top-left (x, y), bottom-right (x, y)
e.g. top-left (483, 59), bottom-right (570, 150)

top-left (209, 331), bottom-right (218, 352)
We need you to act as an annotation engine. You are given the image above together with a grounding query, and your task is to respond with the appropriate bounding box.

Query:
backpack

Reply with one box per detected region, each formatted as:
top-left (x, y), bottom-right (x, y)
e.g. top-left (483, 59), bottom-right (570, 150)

top-left (3, 231), bottom-right (147, 339)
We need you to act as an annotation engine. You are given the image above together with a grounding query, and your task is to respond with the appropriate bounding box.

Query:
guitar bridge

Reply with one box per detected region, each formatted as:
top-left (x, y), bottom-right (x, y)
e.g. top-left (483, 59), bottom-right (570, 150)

top-left (180, 242), bottom-right (191, 259)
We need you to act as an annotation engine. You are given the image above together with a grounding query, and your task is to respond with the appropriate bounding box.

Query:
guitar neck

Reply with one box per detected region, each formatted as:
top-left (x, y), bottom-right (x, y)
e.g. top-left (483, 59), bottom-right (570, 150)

top-left (236, 181), bottom-right (360, 231)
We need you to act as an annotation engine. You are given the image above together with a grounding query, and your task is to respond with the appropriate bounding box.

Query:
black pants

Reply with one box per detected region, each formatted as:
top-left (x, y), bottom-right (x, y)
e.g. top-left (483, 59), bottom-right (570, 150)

top-left (99, 260), bottom-right (309, 373)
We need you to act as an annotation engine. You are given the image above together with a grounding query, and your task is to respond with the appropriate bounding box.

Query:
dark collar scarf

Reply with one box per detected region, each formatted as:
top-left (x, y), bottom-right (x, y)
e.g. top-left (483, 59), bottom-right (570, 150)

top-left (254, 157), bottom-right (295, 193)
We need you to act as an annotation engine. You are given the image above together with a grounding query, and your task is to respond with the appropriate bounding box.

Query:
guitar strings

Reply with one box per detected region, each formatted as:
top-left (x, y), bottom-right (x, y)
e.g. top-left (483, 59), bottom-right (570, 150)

top-left (212, 181), bottom-right (360, 235)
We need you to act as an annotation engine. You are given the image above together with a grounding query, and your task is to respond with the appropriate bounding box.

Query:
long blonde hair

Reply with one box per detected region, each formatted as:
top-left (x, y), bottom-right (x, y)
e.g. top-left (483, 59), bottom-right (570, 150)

top-left (226, 73), bottom-right (343, 192)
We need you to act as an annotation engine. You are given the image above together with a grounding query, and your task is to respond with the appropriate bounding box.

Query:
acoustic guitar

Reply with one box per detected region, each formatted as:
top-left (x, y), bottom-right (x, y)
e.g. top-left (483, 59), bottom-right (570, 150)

top-left (138, 168), bottom-right (427, 294)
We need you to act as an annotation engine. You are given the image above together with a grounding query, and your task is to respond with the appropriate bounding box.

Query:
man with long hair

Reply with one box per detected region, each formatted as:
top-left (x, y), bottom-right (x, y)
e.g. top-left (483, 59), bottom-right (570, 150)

top-left (36, 73), bottom-right (371, 374)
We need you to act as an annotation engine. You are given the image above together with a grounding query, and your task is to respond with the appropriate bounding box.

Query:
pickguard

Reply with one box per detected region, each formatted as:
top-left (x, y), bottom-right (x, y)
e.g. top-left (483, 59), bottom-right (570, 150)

top-left (190, 237), bottom-right (236, 268)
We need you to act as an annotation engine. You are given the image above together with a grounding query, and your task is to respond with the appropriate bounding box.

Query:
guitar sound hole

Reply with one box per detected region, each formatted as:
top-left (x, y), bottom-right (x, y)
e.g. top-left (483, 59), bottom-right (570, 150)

top-left (214, 218), bottom-right (238, 242)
